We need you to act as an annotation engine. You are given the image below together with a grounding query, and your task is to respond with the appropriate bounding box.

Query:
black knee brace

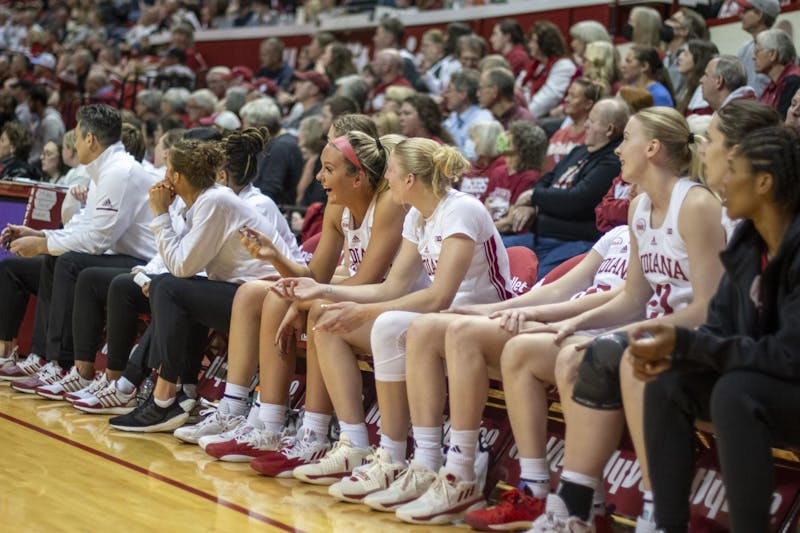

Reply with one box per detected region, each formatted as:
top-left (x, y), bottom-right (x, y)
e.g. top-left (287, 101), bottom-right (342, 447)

top-left (572, 332), bottom-right (629, 410)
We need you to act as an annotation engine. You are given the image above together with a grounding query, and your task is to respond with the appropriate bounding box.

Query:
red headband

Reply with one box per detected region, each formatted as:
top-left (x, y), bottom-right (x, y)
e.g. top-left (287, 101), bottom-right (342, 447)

top-left (331, 135), bottom-right (363, 172)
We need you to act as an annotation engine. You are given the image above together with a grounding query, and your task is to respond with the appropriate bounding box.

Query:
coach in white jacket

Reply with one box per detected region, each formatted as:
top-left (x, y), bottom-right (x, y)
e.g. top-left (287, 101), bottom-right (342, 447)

top-left (0, 104), bottom-right (157, 389)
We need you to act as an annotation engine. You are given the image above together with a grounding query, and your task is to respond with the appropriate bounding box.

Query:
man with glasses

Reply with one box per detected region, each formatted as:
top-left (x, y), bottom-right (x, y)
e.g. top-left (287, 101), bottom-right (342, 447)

top-left (755, 28), bottom-right (800, 119)
top-left (736, 0), bottom-right (780, 98)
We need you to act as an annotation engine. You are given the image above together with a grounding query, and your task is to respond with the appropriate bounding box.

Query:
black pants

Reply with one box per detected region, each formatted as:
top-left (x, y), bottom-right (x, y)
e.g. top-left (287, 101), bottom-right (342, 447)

top-left (44, 253), bottom-right (144, 363)
top-left (73, 269), bottom-right (150, 371)
top-left (122, 326), bottom-right (152, 387)
top-left (645, 369), bottom-right (800, 533)
top-left (149, 274), bottom-right (238, 383)
top-left (0, 255), bottom-right (46, 354)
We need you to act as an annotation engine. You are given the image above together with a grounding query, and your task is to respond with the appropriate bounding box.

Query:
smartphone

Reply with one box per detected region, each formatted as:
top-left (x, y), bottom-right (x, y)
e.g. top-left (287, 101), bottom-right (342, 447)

top-left (133, 272), bottom-right (151, 288)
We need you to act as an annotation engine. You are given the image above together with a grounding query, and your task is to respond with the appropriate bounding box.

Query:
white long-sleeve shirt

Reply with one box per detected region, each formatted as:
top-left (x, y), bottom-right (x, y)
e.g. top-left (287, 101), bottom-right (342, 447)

top-left (149, 185), bottom-right (302, 283)
top-left (527, 58), bottom-right (577, 119)
top-left (43, 142), bottom-right (158, 260)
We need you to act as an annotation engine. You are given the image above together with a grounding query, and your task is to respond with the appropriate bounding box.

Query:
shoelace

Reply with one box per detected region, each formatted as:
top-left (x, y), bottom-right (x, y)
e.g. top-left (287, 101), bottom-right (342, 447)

top-left (398, 464), bottom-right (429, 490)
top-left (37, 363), bottom-right (61, 382)
top-left (85, 375), bottom-right (109, 394)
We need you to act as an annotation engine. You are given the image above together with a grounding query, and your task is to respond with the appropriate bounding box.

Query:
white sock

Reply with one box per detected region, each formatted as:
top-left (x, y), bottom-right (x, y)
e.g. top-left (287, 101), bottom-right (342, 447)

top-left (154, 396), bottom-right (175, 408)
top-left (116, 377), bottom-right (136, 394)
top-left (446, 429), bottom-right (479, 481)
top-left (302, 411), bottom-right (331, 441)
top-left (219, 383), bottom-right (250, 416)
top-left (182, 384), bottom-right (197, 399)
top-left (379, 434), bottom-right (407, 464)
top-left (412, 426), bottom-right (442, 472)
top-left (560, 469), bottom-right (600, 491)
top-left (640, 491), bottom-right (655, 522)
top-left (339, 421), bottom-right (370, 449)
top-left (519, 457), bottom-right (550, 498)
top-left (258, 402), bottom-right (286, 433)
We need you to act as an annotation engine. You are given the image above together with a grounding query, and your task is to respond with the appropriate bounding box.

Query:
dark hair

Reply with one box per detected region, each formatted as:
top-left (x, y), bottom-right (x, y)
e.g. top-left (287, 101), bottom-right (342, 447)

top-left (497, 19), bottom-right (526, 46)
top-left (76, 104), bottom-right (121, 147)
top-left (314, 31), bottom-right (336, 49)
top-left (531, 21), bottom-right (568, 58)
top-left (716, 100), bottom-right (780, 147)
top-left (677, 39), bottom-right (719, 115)
top-left (324, 95), bottom-right (359, 118)
top-left (508, 121), bottom-right (547, 172)
top-left (159, 115), bottom-right (185, 134)
top-left (379, 17), bottom-right (405, 46)
top-left (184, 126), bottom-right (223, 142)
top-left (631, 45), bottom-right (675, 104)
top-left (325, 43), bottom-right (357, 81)
top-left (29, 84), bottom-right (49, 108)
top-left (2, 121), bottom-right (32, 160)
top-left (121, 122), bottom-right (146, 162)
top-left (221, 127), bottom-right (269, 187)
top-left (168, 139), bottom-right (225, 189)
top-left (402, 94), bottom-right (454, 145)
top-left (331, 114), bottom-right (379, 138)
top-left (735, 125), bottom-right (800, 213)
top-left (445, 22), bottom-right (473, 56)
top-left (120, 109), bottom-right (142, 130)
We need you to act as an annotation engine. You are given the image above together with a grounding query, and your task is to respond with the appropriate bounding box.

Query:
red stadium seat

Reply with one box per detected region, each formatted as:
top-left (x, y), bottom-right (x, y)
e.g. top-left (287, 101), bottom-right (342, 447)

top-left (540, 253), bottom-right (587, 285)
top-left (298, 232), bottom-right (322, 265)
top-left (506, 246), bottom-right (538, 295)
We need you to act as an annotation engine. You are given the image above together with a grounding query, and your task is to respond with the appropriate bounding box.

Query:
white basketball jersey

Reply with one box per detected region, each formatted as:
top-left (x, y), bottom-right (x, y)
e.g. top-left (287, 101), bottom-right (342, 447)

top-left (402, 189), bottom-right (513, 306)
top-left (633, 179), bottom-right (698, 319)
top-left (571, 225), bottom-right (630, 300)
top-left (341, 194), bottom-right (378, 277)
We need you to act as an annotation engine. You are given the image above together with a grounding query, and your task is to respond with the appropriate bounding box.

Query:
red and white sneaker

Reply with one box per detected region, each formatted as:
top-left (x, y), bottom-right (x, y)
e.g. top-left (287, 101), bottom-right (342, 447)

top-left (364, 462), bottom-right (438, 512)
top-left (464, 487), bottom-right (546, 531)
top-left (65, 373), bottom-right (109, 403)
top-left (328, 447), bottom-right (406, 503)
top-left (0, 353), bottom-right (44, 381)
top-left (72, 380), bottom-right (137, 414)
top-left (395, 468), bottom-right (486, 525)
top-left (250, 431), bottom-right (330, 478)
top-left (11, 362), bottom-right (65, 394)
top-left (204, 424), bottom-right (283, 462)
top-left (35, 366), bottom-right (91, 400)
top-left (292, 434), bottom-right (372, 486)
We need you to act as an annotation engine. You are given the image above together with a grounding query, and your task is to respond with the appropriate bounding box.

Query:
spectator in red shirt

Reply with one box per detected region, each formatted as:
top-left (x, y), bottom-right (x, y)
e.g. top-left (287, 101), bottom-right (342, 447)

top-left (489, 120), bottom-right (547, 232)
top-left (478, 67), bottom-right (535, 129)
top-left (170, 24), bottom-right (207, 73)
top-left (756, 28), bottom-right (800, 119)
top-left (489, 19), bottom-right (530, 78)
top-left (545, 77), bottom-right (603, 171)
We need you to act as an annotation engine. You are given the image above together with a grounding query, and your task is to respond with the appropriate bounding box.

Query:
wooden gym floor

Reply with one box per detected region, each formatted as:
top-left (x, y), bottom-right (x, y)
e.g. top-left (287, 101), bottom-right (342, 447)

top-left (0, 382), bottom-right (467, 532)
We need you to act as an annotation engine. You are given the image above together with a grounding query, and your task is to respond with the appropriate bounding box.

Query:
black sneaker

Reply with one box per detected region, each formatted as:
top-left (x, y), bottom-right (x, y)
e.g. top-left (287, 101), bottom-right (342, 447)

top-left (109, 396), bottom-right (190, 433)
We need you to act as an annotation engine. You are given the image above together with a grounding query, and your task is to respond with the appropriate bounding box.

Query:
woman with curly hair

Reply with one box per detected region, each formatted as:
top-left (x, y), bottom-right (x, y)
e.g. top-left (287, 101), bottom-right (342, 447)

top-left (398, 94), bottom-right (454, 145)
top-left (521, 21), bottom-right (578, 119)
top-left (583, 40), bottom-right (622, 95)
top-left (0, 122), bottom-right (33, 179)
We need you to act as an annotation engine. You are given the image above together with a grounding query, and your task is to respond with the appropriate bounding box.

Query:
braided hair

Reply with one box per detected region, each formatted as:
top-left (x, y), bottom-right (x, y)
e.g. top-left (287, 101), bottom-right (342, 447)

top-left (220, 127), bottom-right (270, 187)
top-left (735, 126), bottom-right (800, 214)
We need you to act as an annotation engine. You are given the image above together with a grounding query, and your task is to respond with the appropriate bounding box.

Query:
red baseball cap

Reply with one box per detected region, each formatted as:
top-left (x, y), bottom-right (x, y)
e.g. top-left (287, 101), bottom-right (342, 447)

top-left (293, 70), bottom-right (331, 94)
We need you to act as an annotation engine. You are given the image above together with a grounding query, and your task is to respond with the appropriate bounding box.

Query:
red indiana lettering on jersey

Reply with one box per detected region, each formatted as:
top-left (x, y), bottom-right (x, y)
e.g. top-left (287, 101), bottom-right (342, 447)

top-left (639, 252), bottom-right (689, 281)
top-left (597, 256), bottom-right (628, 279)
